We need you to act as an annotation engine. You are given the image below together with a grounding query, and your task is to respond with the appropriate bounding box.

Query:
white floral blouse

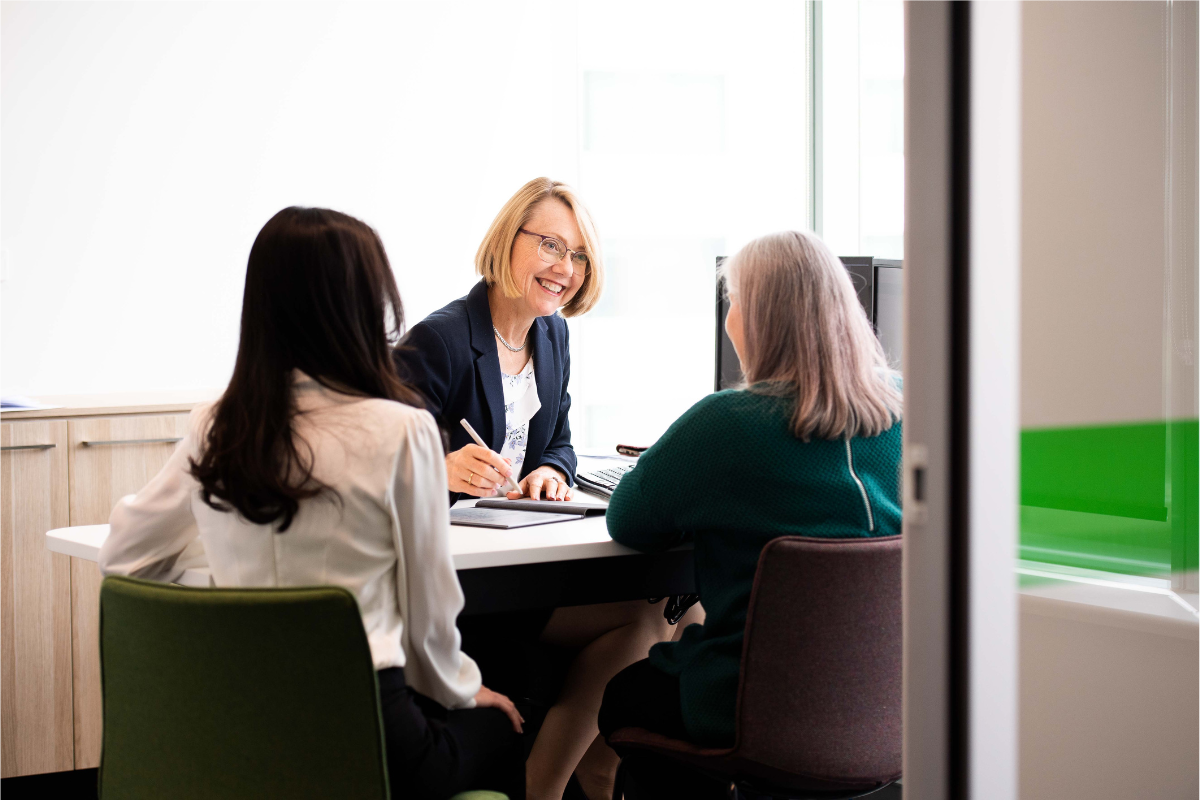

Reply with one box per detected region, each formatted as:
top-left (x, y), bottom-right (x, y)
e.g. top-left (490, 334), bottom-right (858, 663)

top-left (499, 359), bottom-right (540, 477)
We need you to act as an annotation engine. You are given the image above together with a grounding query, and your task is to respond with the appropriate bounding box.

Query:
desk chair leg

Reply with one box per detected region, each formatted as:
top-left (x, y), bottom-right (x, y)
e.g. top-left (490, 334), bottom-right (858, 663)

top-left (611, 756), bottom-right (743, 800)
top-left (612, 758), bottom-right (627, 800)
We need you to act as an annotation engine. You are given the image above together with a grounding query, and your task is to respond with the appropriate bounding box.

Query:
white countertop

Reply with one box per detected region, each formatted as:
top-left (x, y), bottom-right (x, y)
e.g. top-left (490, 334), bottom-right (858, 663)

top-left (1, 389), bottom-right (221, 419)
top-left (44, 460), bottom-right (644, 573)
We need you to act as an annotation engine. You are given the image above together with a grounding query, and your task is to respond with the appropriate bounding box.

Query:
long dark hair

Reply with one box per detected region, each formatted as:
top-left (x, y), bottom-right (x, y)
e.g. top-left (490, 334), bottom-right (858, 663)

top-left (190, 207), bottom-right (422, 531)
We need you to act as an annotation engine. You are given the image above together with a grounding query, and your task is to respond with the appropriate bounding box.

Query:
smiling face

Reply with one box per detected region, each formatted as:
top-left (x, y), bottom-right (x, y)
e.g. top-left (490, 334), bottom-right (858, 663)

top-left (508, 199), bottom-right (587, 318)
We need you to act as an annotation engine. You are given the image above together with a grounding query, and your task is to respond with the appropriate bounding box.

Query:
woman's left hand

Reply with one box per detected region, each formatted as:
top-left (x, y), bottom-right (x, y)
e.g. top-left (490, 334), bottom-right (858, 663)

top-left (508, 465), bottom-right (573, 501)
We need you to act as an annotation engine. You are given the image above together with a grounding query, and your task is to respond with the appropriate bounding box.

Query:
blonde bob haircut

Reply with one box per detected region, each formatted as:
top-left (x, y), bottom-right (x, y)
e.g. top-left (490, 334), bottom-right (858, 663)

top-left (720, 230), bottom-right (902, 441)
top-left (475, 178), bottom-right (604, 317)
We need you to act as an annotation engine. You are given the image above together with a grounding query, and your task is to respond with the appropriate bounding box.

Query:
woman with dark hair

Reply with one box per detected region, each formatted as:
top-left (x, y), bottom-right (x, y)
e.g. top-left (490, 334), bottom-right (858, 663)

top-left (99, 207), bottom-right (524, 800)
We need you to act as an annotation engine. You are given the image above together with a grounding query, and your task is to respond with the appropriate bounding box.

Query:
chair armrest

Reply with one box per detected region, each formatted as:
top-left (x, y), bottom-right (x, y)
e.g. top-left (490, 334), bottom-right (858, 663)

top-left (606, 727), bottom-right (734, 764)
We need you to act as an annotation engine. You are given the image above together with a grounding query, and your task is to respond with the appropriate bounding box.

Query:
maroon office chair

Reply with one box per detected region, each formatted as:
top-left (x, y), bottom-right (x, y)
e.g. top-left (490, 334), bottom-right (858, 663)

top-left (608, 535), bottom-right (902, 800)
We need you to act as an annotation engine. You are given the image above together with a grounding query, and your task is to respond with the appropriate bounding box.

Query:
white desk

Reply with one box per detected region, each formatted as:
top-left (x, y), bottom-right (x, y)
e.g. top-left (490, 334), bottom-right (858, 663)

top-left (44, 495), bottom-right (638, 571)
top-left (44, 458), bottom-right (695, 612)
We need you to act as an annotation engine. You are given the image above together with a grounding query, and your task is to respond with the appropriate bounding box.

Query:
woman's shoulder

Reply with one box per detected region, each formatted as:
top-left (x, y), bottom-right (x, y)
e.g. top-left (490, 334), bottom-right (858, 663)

top-left (531, 312), bottom-right (570, 354)
top-left (630, 391), bottom-right (781, 488)
top-left (542, 311), bottom-right (569, 336)
top-left (651, 390), bottom-right (764, 450)
top-left (186, 400), bottom-right (217, 428)
top-left (684, 388), bottom-right (748, 416)
top-left (409, 295), bottom-right (470, 343)
top-left (353, 397), bottom-right (439, 435)
top-left (324, 398), bottom-right (443, 468)
top-left (852, 414), bottom-right (903, 449)
top-left (397, 299), bottom-right (474, 374)
top-left (183, 401), bottom-right (218, 449)
top-left (683, 388), bottom-right (790, 426)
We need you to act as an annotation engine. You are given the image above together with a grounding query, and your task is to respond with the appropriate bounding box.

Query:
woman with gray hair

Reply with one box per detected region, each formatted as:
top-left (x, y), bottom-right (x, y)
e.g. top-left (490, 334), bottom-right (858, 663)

top-left (596, 230), bottom-right (903, 798)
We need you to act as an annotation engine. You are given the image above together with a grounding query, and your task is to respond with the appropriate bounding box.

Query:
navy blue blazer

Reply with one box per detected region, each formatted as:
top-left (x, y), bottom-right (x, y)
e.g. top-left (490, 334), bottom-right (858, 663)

top-left (393, 280), bottom-right (577, 503)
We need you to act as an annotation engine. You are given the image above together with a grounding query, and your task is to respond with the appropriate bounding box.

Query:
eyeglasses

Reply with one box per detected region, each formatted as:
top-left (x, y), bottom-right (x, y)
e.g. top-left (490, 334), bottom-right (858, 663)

top-left (519, 228), bottom-right (591, 272)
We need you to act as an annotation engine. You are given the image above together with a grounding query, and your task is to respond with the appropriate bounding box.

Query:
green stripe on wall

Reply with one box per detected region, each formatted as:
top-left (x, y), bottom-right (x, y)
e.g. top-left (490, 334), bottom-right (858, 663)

top-left (1020, 420), bottom-right (1198, 576)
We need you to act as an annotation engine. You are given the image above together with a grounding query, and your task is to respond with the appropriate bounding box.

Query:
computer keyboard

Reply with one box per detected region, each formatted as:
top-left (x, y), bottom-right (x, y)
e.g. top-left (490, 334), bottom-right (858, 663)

top-left (575, 462), bottom-right (636, 497)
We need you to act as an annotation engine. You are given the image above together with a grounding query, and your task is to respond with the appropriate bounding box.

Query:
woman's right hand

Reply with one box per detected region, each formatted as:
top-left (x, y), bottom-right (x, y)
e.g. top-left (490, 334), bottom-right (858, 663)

top-left (474, 685), bottom-right (524, 733)
top-left (446, 444), bottom-right (513, 497)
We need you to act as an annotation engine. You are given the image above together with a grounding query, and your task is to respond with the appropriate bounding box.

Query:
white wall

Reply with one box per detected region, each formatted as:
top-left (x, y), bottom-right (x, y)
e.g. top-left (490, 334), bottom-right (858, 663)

top-left (1, 1), bottom-right (816, 452)
top-left (1, 1), bottom-right (577, 397)
top-left (1020, 590), bottom-right (1199, 800)
top-left (1021, 0), bottom-right (1195, 429)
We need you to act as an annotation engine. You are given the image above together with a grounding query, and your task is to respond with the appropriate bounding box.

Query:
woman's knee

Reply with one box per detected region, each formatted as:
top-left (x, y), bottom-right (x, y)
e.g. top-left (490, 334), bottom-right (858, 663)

top-left (632, 598), bottom-right (674, 638)
top-left (541, 599), bottom-right (666, 648)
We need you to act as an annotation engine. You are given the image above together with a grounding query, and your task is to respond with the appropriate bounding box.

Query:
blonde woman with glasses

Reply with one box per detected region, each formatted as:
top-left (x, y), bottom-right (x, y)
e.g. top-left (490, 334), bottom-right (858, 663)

top-left (394, 178), bottom-right (675, 800)
top-left (597, 230), bottom-right (904, 799)
top-left (395, 177), bottom-right (602, 505)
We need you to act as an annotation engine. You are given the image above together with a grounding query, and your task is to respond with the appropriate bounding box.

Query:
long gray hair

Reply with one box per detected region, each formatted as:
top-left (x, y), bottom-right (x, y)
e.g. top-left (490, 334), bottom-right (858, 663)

top-left (720, 230), bottom-right (902, 441)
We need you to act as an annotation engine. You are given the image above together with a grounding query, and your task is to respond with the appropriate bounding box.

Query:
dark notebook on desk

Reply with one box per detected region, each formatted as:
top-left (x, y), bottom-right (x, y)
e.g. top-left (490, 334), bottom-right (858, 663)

top-left (474, 499), bottom-right (607, 516)
top-left (450, 499), bottom-right (607, 529)
top-left (449, 507), bottom-right (571, 529)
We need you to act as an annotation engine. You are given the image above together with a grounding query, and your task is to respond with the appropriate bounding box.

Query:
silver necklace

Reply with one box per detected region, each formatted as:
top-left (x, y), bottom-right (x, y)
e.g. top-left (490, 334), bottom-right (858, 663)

top-left (493, 324), bottom-right (527, 352)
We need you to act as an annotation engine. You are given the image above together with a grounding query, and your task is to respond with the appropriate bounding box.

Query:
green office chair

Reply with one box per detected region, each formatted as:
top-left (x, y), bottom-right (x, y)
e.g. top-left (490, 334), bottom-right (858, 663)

top-left (98, 576), bottom-right (506, 800)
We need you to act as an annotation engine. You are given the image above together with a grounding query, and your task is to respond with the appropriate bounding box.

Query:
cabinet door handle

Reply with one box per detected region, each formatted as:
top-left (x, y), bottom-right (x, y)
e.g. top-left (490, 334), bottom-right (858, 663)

top-left (81, 437), bottom-right (183, 447)
top-left (1, 443), bottom-right (56, 451)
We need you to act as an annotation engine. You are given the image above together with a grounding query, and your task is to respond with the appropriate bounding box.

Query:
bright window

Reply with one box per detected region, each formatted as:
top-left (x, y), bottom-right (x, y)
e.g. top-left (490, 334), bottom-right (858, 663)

top-left (818, 0), bottom-right (905, 260)
top-left (567, 0), bottom-right (811, 450)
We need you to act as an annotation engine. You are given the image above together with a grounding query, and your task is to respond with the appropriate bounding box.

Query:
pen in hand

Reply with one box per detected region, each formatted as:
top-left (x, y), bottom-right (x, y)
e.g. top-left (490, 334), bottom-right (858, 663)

top-left (459, 419), bottom-right (522, 495)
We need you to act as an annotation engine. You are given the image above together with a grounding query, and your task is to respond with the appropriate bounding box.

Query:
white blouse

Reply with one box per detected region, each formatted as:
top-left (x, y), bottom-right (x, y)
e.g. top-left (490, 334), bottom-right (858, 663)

top-left (98, 377), bottom-right (481, 710)
top-left (499, 358), bottom-right (540, 477)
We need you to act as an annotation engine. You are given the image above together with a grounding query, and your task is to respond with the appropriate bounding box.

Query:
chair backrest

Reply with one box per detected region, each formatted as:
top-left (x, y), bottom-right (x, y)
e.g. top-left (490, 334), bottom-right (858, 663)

top-left (734, 535), bottom-right (902, 787)
top-left (99, 576), bottom-right (390, 800)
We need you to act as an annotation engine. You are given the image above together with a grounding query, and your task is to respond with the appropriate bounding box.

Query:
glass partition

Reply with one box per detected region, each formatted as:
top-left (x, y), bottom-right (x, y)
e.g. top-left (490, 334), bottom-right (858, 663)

top-left (1019, 1), bottom-right (1198, 588)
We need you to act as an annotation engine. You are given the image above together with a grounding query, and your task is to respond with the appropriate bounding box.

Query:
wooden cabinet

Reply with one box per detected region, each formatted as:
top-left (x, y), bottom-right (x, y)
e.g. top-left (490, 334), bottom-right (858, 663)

top-left (0, 392), bottom-right (211, 776)
top-left (0, 421), bottom-right (74, 777)
top-left (66, 414), bottom-right (190, 769)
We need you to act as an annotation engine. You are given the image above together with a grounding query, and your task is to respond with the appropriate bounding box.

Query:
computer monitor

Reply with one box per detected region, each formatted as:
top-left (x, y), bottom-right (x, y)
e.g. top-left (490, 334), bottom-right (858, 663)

top-left (715, 255), bottom-right (903, 391)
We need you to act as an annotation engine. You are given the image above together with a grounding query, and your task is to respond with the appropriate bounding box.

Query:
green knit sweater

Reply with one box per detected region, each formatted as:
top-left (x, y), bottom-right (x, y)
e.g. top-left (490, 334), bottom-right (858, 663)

top-left (606, 388), bottom-right (902, 746)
